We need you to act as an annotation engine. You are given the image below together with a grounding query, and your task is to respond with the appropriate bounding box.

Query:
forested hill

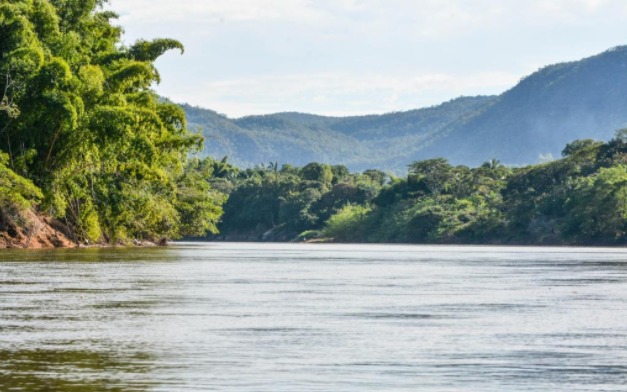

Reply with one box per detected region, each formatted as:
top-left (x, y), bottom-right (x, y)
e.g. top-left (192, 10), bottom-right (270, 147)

top-left (184, 95), bottom-right (496, 171)
top-left (422, 46), bottom-right (627, 165)
top-left (186, 46), bottom-right (627, 171)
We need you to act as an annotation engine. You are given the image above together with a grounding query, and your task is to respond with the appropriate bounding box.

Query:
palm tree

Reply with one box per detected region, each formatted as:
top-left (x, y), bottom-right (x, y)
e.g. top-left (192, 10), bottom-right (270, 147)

top-left (482, 158), bottom-right (502, 170)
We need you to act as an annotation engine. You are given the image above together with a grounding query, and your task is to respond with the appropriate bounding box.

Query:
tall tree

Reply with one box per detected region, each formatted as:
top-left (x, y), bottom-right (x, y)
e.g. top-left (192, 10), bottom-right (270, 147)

top-left (0, 0), bottom-right (224, 243)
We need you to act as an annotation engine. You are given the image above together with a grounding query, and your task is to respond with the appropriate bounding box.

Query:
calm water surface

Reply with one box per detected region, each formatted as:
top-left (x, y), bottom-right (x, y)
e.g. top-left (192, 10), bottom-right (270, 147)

top-left (1, 243), bottom-right (627, 391)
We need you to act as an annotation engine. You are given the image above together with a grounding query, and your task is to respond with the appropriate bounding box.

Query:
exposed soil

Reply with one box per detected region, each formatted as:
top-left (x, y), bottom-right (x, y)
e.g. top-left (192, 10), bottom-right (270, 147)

top-left (0, 209), bottom-right (75, 249)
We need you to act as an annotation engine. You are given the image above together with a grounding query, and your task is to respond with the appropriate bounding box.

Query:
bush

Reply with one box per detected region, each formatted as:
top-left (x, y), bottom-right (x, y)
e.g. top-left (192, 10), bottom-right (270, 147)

top-left (0, 152), bottom-right (43, 211)
top-left (324, 204), bottom-right (371, 242)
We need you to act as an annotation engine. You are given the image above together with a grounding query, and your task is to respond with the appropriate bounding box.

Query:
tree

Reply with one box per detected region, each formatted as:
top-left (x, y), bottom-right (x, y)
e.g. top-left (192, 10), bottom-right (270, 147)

top-left (0, 152), bottom-right (42, 211)
top-left (300, 162), bottom-right (333, 186)
top-left (561, 139), bottom-right (603, 157)
top-left (331, 165), bottom-right (349, 184)
top-left (0, 0), bottom-right (224, 243)
top-left (564, 166), bottom-right (627, 243)
top-left (481, 158), bottom-right (502, 169)
top-left (615, 128), bottom-right (627, 143)
top-left (407, 158), bottom-right (453, 196)
top-left (362, 169), bottom-right (388, 186)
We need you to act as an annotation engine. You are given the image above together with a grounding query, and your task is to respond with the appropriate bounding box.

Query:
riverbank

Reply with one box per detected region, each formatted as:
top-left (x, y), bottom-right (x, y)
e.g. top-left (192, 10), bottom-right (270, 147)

top-left (203, 232), bottom-right (626, 247)
top-left (0, 209), bottom-right (74, 249)
top-left (0, 209), bottom-right (163, 249)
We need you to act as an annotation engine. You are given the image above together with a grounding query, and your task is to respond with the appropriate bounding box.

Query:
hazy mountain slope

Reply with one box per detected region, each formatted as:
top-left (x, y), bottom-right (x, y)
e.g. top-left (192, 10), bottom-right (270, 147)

top-left (184, 105), bottom-right (366, 167)
top-left (330, 96), bottom-right (497, 168)
top-left (184, 46), bottom-right (627, 171)
top-left (185, 96), bottom-right (494, 170)
top-left (418, 46), bottom-right (627, 165)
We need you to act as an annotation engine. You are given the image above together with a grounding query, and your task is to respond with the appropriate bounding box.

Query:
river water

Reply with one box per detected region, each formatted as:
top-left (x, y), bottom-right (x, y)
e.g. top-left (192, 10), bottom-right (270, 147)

top-left (1, 243), bottom-right (627, 391)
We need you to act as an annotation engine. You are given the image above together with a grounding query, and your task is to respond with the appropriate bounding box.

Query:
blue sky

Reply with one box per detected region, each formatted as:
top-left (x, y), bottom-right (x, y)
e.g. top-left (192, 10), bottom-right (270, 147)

top-left (108, 0), bottom-right (627, 117)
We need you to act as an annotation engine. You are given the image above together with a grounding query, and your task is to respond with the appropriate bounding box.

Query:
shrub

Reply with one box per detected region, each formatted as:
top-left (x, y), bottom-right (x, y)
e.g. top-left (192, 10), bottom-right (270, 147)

top-left (324, 204), bottom-right (372, 242)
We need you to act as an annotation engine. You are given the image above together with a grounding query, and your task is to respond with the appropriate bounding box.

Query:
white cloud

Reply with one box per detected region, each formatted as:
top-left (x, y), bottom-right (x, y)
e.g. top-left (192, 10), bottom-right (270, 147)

top-left (106, 0), bottom-right (627, 116)
top-left (109, 0), bottom-right (321, 23)
top-left (106, 0), bottom-right (627, 48)
top-left (159, 71), bottom-right (519, 117)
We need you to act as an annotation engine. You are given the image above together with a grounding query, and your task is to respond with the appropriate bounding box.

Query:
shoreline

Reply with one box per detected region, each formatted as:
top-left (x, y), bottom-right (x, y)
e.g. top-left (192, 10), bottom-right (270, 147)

top-left (0, 210), bottom-right (164, 250)
top-left (0, 239), bottom-right (164, 250)
top-left (186, 237), bottom-right (627, 248)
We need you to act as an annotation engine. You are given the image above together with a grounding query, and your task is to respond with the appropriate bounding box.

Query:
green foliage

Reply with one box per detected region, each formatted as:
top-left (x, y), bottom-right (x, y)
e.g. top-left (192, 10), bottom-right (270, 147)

top-left (408, 158), bottom-right (453, 196)
top-left (615, 128), bottom-right (627, 143)
top-left (215, 137), bottom-right (624, 245)
top-left (564, 166), bottom-right (627, 243)
top-left (324, 204), bottom-right (372, 242)
top-left (129, 38), bottom-right (184, 63)
top-left (183, 96), bottom-right (497, 172)
top-left (75, 199), bottom-right (101, 243)
top-left (300, 163), bottom-right (333, 187)
top-left (0, 0), bottom-right (225, 244)
top-left (331, 165), bottom-right (349, 184)
top-left (561, 139), bottom-right (603, 157)
top-left (279, 187), bottom-right (322, 231)
top-left (216, 163), bottom-right (385, 240)
top-left (176, 159), bottom-right (226, 237)
top-left (0, 151), bottom-right (43, 211)
top-left (362, 169), bottom-right (388, 186)
top-left (6, 0), bottom-right (621, 247)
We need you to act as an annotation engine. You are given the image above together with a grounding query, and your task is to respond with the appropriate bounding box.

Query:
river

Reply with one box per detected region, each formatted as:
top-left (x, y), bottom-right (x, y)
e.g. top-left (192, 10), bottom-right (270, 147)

top-left (1, 243), bottom-right (626, 391)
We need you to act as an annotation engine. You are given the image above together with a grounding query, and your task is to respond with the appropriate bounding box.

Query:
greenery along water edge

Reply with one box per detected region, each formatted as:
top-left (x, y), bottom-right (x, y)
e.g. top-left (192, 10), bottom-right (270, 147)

top-left (206, 132), bottom-right (627, 246)
top-left (1, 1), bottom-right (626, 248)
top-left (0, 0), bottom-right (225, 247)
top-left (6, 132), bottom-right (626, 248)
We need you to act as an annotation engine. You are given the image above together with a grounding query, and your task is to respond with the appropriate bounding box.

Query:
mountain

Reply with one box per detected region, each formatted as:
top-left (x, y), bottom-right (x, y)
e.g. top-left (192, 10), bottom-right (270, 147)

top-left (184, 46), bottom-right (627, 172)
top-left (419, 46), bottom-right (627, 165)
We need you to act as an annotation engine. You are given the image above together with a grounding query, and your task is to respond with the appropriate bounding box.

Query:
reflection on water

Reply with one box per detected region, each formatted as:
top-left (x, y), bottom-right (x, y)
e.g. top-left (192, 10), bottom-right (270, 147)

top-left (0, 246), bottom-right (170, 263)
top-left (0, 349), bottom-right (154, 392)
top-left (1, 243), bottom-right (627, 391)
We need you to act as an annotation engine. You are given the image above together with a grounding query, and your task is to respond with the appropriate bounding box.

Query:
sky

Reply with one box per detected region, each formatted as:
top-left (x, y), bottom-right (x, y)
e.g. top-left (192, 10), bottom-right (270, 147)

top-left (107, 0), bottom-right (627, 118)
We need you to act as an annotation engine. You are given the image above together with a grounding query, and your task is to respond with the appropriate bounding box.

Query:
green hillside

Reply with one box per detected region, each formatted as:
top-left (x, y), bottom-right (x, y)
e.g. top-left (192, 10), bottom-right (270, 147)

top-left (423, 46), bottom-right (627, 165)
top-left (185, 46), bottom-right (627, 171)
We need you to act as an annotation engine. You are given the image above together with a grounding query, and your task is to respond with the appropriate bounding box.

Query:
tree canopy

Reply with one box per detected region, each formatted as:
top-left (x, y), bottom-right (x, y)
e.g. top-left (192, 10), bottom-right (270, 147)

top-left (0, 0), bottom-right (224, 244)
top-left (209, 136), bottom-right (626, 246)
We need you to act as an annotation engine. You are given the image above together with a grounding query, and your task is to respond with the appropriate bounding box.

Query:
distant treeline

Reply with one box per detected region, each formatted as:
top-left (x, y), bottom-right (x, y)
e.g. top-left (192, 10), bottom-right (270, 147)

top-left (206, 133), bottom-right (627, 245)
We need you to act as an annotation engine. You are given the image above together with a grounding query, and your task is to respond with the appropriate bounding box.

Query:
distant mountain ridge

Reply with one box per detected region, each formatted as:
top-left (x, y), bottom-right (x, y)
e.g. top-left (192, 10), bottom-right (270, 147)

top-left (183, 46), bottom-right (627, 172)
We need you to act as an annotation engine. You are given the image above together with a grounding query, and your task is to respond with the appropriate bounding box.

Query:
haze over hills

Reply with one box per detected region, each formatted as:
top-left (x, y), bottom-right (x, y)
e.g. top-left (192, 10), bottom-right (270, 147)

top-left (184, 46), bottom-right (627, 172)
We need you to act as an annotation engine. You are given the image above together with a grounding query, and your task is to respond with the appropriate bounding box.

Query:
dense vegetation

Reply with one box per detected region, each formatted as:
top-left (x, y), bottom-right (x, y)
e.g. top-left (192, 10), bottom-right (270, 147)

top-left (0, 0), bottom-right (224, 245)
top-left (185, 96), bottom-right (496, 172)
top-left (2, 1), bottom-right (625, 247)
top-left (186, 46), bottom-right (627, 172)
top-left (209, 133), bottom-right (627, 246)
